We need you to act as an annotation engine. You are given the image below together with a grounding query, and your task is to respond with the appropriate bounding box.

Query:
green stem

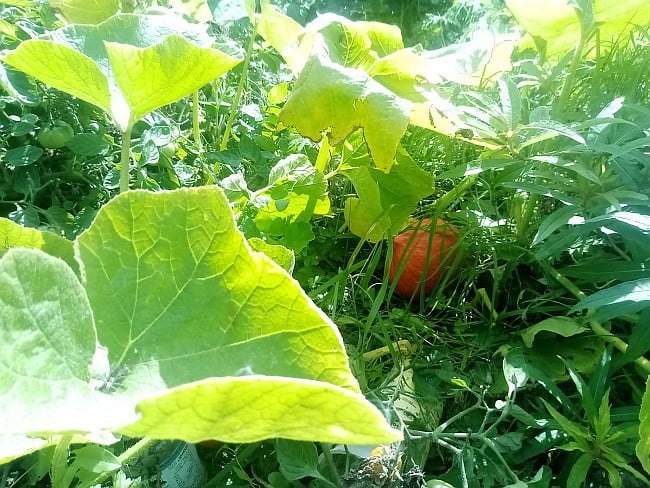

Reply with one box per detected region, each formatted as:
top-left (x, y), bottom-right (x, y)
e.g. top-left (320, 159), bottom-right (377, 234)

top-left (555, 16), bottom-right (588, 119)
top-left (79, 437), bottom-right (158, 488)
top-left (432, 174), bottom-right (477, 212)
top-left (50, 434), bottom-right (73, 488)
top-left (320, 443), bottom-right (341, 487)
top-left (543, 263), bottom-right (650, 375)
top-left (119, 123), bottom-right (134, 193)
top-left (192, 91), bottom-right (202, 153)
top-left (219, 20), bottom-right (258, 151)
top-left (516, 192), bottom-right (539, 244)
top-left (315, 137), bottom-right (331, 173)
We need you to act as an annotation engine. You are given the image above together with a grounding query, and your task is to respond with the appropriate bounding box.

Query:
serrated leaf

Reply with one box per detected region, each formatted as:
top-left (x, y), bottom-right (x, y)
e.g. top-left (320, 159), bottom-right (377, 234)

top-left (280, 54), bottom-right (410, 172)
top-left (2, 40), bottom-right (112, 116)
top-left (77, 187), bottom-right (400, 444)
top-left (106, 34), bottom-right (240, 124)
top-left (638, 377), bottom-right (650, 474)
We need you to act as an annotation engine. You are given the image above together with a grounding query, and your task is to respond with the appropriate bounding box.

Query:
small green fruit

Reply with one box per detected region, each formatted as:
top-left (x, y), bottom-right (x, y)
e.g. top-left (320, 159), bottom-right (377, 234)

top-left (37, 121), bottom-right (74, 149)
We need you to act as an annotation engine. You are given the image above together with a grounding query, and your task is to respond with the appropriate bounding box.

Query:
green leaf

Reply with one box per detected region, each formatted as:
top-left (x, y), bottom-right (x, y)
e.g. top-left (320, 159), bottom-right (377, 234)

top-left (248, 238), bottom-right (295, 274)
top-left (566, 452), bottom-right (594, 488)
top-left (615, 309), bottom-right (650, 367)
top-left (0, 217), bottom-right (77, 273)
top-left (0, 248), bottom-right (132, 461)
top-left (570, 278), bottom-right (650, 321)
top-left (341, 145), bottom-right (434, 242)
top-left (3, 15), bottom-right (241, 130)
top-left (77, 187), bottom-right (400, 444)
top-left (560, 260), bottom-right (650, 282)
top-left (506, 0), bottom-right (650, 58)
top-left (2, 40), bottom-right (113, 117)
top-left (498, 75), bottom-right (521, 131)
top-left (520, 317), bottom-right (587, 348)
top-left (65, 133), bottom-right (111, 156)
top-left (280, 54), bottom-right (410, 172)
top-left (252, 154), bottom-right (330, 251)
top-left (106, 34), bottom-right (241, 124)
top-left (533, 206), bottom-right (579, 245)
top-left (638, 376), bottom-right (650, 475)
top-left (275, 440), bottom-right (326, 481)
top-left (48, 0), bottom-right (119, 24)
top-left (4, 145), bottom-right (43, 166)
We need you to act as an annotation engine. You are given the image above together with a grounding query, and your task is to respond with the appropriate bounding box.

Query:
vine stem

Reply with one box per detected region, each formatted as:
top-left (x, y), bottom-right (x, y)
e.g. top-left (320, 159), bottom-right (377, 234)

top-left (219, 19), bottom-right (258, 151)
top-left (51, 434), bottom-right (73, 488)
top-left (192, 90), bottom-right (202, 153)
top-left (315, 136), bottom-right (331, 173)
top-left (119, 123), bottom-right (134, 193)
top-left (543, 263), bottom-right (650, 375)
top-left (79, 436), bottom-right (158, 488)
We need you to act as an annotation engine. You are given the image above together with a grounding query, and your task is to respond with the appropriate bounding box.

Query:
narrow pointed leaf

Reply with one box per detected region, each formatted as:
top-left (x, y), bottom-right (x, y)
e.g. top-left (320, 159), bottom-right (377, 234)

top-left (638, 377), bottom-right (650, 474)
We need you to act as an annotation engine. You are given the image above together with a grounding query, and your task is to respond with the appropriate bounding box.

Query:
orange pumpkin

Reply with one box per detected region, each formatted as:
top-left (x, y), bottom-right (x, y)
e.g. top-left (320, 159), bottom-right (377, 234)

top-left (388, 218), bottom-right (458, 298)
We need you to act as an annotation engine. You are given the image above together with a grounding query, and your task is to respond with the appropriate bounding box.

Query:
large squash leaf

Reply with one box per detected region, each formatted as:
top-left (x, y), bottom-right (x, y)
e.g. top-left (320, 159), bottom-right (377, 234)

top-left (506, 0), bottom-right (650, 58)
top-left (280, 54), bottom-right (410, 173)
top-left (2, 14), bottom-right (241, 130)
top-left (0, 187), bottom-right (400, 463)
top-left (0, 248), bottom-right (133, 462)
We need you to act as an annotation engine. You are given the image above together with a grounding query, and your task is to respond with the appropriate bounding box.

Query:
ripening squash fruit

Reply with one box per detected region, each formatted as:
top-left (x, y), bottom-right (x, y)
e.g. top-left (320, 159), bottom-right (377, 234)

top-left (388, 218), bottom-right (458, 298)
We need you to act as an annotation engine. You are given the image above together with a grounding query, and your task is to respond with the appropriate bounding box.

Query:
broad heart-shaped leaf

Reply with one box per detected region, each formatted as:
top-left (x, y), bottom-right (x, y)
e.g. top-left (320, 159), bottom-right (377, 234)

top-left (77, 186), bottom-right (400, 444)
top-left (341, 144), bottom-right (434, 242)
top-left (106, 34), bottom-right (240, 124)
top-left (0, 217), bottom-right (77, 273)
top-left (48, 0), bottom-right (119, 24)
top-left (0, 248), bottom-right (132, 462)
top-left (638, 376), bottom-right (650, 475)
top-left (2, 40), bottom-right (112, 116)
top-left (280, 55), bottom-right (410, 172)
top-left (2, 14), bottom-right (241, 130)
top-left (506, 0), bottom-right (650, 58)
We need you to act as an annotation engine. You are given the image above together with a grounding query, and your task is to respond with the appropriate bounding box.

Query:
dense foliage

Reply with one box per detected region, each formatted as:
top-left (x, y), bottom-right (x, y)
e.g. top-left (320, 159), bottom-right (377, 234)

top-left (1, 0), bottom-right (649, 487)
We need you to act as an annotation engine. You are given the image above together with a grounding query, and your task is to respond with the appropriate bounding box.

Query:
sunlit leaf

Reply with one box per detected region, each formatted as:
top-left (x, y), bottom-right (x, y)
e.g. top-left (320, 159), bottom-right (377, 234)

top-left (48, 0), bottom-right (119, 24)
top-left (280, 55), bottom-right (410, 172)
top-left (341, 144), bottom-right (434, 242)
top-left (638, 377), bottom-right (650, 474)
